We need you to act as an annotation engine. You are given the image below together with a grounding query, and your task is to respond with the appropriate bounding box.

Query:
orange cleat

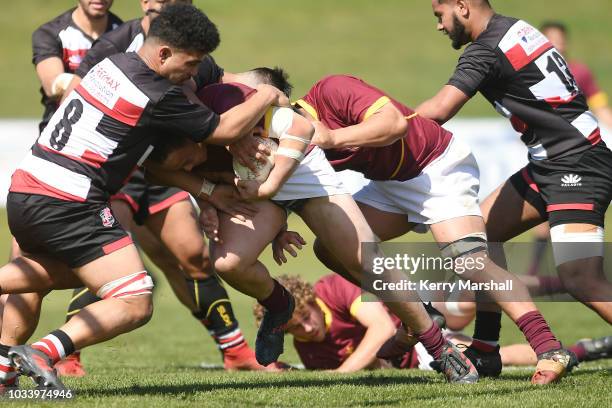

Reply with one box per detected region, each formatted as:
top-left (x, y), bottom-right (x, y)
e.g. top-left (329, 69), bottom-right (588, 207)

top-left (54, 352), bottom-right (86, 377)
top-left (223, 343), bottom-right (285, 372)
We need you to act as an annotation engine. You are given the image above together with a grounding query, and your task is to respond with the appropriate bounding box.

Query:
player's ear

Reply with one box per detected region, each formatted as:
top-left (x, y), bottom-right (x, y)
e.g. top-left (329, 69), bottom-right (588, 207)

top-left (159, 46), bottom-right (172, 64)
top-left (456, 0), bottom-right (469, 17)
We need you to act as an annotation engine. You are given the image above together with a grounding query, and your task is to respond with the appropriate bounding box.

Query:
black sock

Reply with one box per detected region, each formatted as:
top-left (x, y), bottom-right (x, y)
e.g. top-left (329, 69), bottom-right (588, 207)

top-left (66, 287), bottom-right (101, 322)
top-left (258, 280), bottom-right (290, 313)
top-left (186, 276), bottom-right (245, 351)
top-left (0, 343), bottom-right (9, 359)
top-left (472, 311), bottom-right (502, 345)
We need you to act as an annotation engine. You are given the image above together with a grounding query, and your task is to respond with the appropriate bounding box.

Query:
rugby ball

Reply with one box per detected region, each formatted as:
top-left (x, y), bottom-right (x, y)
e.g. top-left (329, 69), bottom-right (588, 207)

top-left (233, 137), bottom-right (278, 182)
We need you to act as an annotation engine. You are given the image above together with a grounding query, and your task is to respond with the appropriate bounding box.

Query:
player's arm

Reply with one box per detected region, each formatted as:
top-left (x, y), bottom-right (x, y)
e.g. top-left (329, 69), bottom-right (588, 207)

top-left (416, 85), bottom-right (471, 124)
top-left (334, 301), bottom-right (397, 373)
top-left (418, 42), bottom-right (497, 124)
top-left (236, 108), bottom-right (314, 200)
top-left (313, 103), bottom-right (408, 148)
top-left (32, 26), bottom-right (72, 99)
top-left (206, 84), bottom-right (290, 145)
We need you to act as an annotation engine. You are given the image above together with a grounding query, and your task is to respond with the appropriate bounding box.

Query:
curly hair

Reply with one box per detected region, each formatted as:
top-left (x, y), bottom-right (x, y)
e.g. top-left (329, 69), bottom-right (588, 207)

top-left (148, 4), bottom-right (220, 54)
top-left (253, 275), bottom-right (316, 327)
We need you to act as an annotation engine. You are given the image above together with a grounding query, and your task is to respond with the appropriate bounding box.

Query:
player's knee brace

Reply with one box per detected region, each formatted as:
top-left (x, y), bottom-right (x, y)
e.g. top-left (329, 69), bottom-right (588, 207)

top-left (96, 271), bottom-right (154, 299)
top-left (439, 232), bottom-right (489, 260)
top-left (550, 224), bottom-right (604, 266)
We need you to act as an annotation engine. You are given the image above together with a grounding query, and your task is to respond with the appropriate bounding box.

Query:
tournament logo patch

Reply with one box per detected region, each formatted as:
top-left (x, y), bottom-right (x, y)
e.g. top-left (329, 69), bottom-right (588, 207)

top-left (99, 207), bottom-right (115, 227)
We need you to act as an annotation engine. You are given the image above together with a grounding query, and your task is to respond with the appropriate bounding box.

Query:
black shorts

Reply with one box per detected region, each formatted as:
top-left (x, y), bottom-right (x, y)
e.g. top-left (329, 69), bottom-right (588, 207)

top-left (111, 170), bottom-right (190, 225)
top-left (510, 142), bottom-right (612, 228)
top-left (7, 193), bottom-right (132, 268)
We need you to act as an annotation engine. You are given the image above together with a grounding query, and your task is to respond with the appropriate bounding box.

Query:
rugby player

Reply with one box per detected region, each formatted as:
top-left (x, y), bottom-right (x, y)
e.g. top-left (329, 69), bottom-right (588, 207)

top-left (0, 0), bottom-right (122, 382)
top-left (255, 273), bottom-right (612, 371)
top-left (0, 4), bottom-right (287, 390)
top-left (275, 72), bottom-right (572, 384)
top-left (47, 0), bottom-right (263, 374)
top-left (417, 0), bottom-right (612, 382)
top-left (146, 73), bottom-right (481, 384)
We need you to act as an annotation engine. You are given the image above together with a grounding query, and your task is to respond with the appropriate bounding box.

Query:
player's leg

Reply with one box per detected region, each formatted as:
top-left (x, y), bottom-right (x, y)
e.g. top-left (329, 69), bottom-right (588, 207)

top-left (298, 193), bottom-right (478, 383)
top-left (144, 196), bottom-right (260, 369)
top-left (211, 200), bottom-right (293, 367)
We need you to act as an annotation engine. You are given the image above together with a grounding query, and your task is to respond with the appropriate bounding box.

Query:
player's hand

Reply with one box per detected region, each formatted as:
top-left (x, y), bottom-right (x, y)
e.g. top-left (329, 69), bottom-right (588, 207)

top-left (272, 230), bottom-right (306, 265)
top-left (228, 132), bottom-right (271, 172)
top-left (208, 184), bottom-right (258, 221)
top-left (257, 83), bottom-right (290, 107)
top-left (311, 121), bottom-right (335, 149)
top-left (235, 178), bottom-right (277, 201)
top-left (198, 200), bottom-right (221, 243)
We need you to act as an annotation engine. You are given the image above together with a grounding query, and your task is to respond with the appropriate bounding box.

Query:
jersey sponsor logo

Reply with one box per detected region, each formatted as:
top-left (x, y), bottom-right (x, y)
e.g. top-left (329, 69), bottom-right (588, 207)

top-left (99, 207), bottom-right (116, 227)
top-left (77, 59), bottom-right (149, 126)
top-left (499, 20), bottom-right (552, 70)
top-left (561, 174), bottom-right (582, 187)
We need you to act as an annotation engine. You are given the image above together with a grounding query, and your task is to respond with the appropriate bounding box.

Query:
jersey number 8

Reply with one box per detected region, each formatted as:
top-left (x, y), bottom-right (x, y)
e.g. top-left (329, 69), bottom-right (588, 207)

top-left (50, 99), bottom-right (84, 151)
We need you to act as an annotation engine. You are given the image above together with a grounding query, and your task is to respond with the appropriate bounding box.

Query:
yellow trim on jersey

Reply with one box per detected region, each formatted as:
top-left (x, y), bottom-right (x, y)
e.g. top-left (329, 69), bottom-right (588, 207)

top-left (362, 96), bottom-right (391, 121)
top-left (194, 283), bottom-right (200, 310)
top-left (295, 99), bottom-right (319, 120)
top-left (315, 297), bottom-right (333, 331)
top-left (588, 92), bottom-right (609, 110)
top-left (66, 309), bottom-right (81, 317)
top-left (263, 107), bottom-right (274, 137)
top-left (349, 296), bottom-right (362, 318)
top-left (388, 113), bottom-right (418, 179)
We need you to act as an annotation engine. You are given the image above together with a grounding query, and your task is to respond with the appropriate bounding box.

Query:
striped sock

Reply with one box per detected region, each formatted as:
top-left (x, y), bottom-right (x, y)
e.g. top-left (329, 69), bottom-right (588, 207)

top-left (214, 327), bottom-right (247, 352)
top-left (0, 344), bottom-right (17, 386)
top-left (31, 330), bottom-right (75, 364)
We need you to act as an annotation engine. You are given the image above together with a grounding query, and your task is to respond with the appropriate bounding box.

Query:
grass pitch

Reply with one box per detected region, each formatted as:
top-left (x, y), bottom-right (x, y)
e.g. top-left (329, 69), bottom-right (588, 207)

top-left (0, 211), bottom-right (610, 407)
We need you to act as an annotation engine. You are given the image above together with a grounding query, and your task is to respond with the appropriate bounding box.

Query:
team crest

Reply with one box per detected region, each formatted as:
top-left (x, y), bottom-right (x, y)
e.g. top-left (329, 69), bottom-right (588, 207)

top-left (99, 207), bottom-right (115, 227)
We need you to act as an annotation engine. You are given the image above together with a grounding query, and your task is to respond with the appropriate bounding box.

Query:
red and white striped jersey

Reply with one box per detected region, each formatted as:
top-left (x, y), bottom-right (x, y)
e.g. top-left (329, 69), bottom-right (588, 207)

top-left (12, 53), bottom-right (219, 203)
top-left (448, 14), bottom-right (600, 162)
top-left (32, 8), bottom-right (122, 133)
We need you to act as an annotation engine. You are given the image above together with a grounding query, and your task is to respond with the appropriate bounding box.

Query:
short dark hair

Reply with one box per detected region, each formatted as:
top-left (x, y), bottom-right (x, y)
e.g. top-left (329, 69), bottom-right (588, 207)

top-left (148, 4), bottom-right (220, 54)
top-left (250, 67), bottom-right (293, 97)
top-left (149, 135), bottom-right (190, 163)
top-left (540, 21), bottom-right (568, 35)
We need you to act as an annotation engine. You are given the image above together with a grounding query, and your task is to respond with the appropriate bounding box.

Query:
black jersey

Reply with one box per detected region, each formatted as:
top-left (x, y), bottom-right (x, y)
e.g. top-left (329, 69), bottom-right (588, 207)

top-left (448, 14), bottom-right (601, 162)
top-left (11, 53), bottom-right (219, 204)
top-left (32, 8), bottom-right (122, 133)
top-left (76, 18), bottom-right (224, 90)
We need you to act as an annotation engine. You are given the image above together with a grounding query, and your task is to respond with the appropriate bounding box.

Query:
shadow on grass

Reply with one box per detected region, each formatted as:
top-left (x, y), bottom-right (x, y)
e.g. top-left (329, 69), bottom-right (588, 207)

top-left (79, 374), bottom-right (432, 398)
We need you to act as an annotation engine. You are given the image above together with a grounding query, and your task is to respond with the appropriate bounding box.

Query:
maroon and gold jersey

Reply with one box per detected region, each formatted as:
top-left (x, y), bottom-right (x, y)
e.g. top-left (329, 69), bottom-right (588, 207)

top-left (296, 75), bottom-right (452, 181)
top-left (569, 61), bottom-right (608, 110)
top-left (293, 274), bottom-right (366, 370)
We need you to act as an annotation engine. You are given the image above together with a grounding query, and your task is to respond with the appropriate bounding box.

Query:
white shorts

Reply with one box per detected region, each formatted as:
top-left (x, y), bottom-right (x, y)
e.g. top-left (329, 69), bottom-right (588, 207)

top-left (350, 136), bottom-right (482, 225)
top-left (272, 146), bottom-right (348, 202)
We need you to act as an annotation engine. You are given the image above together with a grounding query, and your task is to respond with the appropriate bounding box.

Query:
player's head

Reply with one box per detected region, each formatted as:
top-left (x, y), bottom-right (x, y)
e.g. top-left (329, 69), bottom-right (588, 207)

top-left (140, 0), bottom-right (193, 19)
top-left (144, 4), bottom-right (220, 84)
top-left (431, 0), bottom-right (492, 50)
top-left (149, 136), bottom-right (207, 171)
top-left (253, 275), bottom-right (326, 342)
top-left (77, 0), bottom-right (114, 19)
top-left (541, 21), bottom-right (568, 55)
top-left (237, 67), bottom-right (294, 98)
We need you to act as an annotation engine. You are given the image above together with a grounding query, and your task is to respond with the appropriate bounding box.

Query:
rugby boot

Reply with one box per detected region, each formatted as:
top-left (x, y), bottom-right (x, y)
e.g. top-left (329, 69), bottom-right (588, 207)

top-left (462, 344), bottom-right (502, 377)
top-left (8, 346), bottom-right (67, 391)
top-left (430, 341), bottom-right (479, 383)
top-left (255, 295), bottom-right (295, 366)
top-left (531, 348), bottom-right (577, 385)
top-left (576, 336), bottom-right (612, 361)
top-left (54, 352), bottom-right (86, 377)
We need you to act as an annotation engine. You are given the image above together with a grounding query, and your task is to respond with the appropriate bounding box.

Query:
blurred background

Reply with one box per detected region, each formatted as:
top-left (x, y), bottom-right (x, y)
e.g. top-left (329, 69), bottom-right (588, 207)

top-left (0, 0), bottom-right (609, 371)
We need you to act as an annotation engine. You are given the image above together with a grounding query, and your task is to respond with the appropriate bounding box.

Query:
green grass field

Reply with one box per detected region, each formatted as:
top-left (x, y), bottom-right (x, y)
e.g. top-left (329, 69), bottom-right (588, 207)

top-left (0, 209), bottom-right (611, 407)
top-left (1, 1), bottom-right (611, 406)
top-left (1, 0), bottom-right (611, 118)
